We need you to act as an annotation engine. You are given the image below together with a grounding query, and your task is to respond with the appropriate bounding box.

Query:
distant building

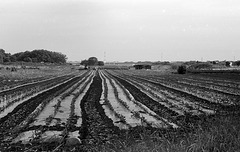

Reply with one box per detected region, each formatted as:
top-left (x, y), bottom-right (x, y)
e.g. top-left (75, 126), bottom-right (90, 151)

top-left (133, 63), bottom-right (152, 70)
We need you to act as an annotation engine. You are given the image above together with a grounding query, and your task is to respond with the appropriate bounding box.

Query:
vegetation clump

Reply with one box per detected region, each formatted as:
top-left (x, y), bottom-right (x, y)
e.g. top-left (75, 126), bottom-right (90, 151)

top-left (177, 65), bottom-right (187, 74)
top-left (188, 63), bottom-right (212, 70)
top-left (80, 57), bottom-right (104, 69)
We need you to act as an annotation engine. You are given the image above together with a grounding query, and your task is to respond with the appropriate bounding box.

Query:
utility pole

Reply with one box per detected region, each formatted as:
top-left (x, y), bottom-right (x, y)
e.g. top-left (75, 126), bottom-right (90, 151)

top-left (104, 51), bottom-right (106, 63)
top-left (161, 52), bottom-right (163, 62)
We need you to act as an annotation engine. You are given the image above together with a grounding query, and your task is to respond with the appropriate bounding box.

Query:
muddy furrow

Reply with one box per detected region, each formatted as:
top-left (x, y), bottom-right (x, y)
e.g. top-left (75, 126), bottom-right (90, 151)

top-left (0, 72), bottom-right (89, 119)
top-left (99, 71), bottom-right (131, 129)
top-left (102, 70), bottom-right (177, 128)
top-left (172, 79), bottom-right (240, 96)
top-left (169, 74), bottom-right (240, 89)
top-left (46, 71), bottom-right (93, 127)
top-left (0, 74), bottom-right (79, 115)
top-left (144, 75), bottom-right (240, 101)
top-left (115, 71), bottom-right (240, 104)
top-left (7, 71), bottom-right (94, 146)
top-left (0, 73), bottom-right (87, 141)
top-left (143, 74), bottom-right (240, 96)
top-left (193, 73), bottom-right (240, 83)
top-left (102, 71), bottom-right (146, 127)
top-left (0, 74), bottom-right (75, 96)
top-left (106, 71), bottom-right (180, 125)
top-left (145, 72), bottom-right (240, 88)
top-left (123, 74), bottom-right (240, 113)
top-left (117, 73), bottom-right (214, 116)
top-left (79, 71), bottom-right (120, 146)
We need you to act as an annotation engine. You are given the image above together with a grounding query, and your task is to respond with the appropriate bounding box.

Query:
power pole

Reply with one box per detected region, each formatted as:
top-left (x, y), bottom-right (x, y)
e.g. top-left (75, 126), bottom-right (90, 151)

top-left (104, 51), bottom-right (106, 63)
top-left (161, 52), bottom-right (163, 62)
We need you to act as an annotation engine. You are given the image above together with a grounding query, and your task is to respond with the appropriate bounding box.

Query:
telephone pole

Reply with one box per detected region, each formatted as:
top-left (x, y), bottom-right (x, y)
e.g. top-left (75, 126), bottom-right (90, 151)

top-left (104, 51), bottom-right (106, 63)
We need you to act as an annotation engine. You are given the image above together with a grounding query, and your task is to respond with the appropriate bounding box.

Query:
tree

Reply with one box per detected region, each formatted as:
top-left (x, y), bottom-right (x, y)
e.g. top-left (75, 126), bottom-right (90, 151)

top-left (234, 60), bottom-right (240, 66)
top-left (98, 61), bottom-right (104, 66)
top-left (24, 57), bottom-right (32, 62)
top-left (0, 49), bottom-right (4, 63)
top-left (225, 61), bottom-right (231, 67)
top-left (0, 49), bottom-right (11, 63)
top-left (177, 65), bottom-right (187, 74)
top-left (10, 56), bottom-right (17, 62)
top-left (80, 60), bottom-right (88, 69)
top-left (88, 57), bottom-right (98, 66)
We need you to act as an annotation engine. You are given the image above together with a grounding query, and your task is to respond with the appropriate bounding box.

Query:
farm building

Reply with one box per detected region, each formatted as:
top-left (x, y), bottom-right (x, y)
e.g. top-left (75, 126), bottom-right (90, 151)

top-left (133, 63), bottom-right (152, 70)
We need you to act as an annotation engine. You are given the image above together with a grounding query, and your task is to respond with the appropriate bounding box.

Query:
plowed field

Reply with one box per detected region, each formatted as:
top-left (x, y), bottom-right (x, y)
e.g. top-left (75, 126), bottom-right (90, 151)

top-left (1, 69), bottom-right (239, 151)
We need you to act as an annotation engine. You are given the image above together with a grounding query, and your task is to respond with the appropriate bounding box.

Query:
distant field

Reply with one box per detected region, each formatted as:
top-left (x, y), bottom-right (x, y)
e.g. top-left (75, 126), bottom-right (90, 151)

top-left (0, 64), bottom-right (78, 91)
top-left (187, 68), bottom-right (240, 74)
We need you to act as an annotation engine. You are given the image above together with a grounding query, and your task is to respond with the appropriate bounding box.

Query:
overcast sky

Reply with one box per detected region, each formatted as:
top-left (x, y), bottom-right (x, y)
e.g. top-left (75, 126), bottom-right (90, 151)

top-left (0, 0), bottom-right (240, 62)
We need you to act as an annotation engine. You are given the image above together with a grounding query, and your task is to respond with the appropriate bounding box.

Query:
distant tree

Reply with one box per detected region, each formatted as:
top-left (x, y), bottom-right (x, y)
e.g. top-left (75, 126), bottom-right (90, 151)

top-left (234, 60), bottom-right (240, 66)
top-left (80, 60), bottom-right (88, 69)
top-left (24, 57), bottom-right (32, 62)
top-left (225, 61), bottom-right (231, 67)
top-left (88, 57), bottom-right (98, 66)
top-left (0, 49), bottom-right (11, 63)
top-left (3, 53), bottom-right (11, 62)
top-left (10, 55), bottom-right (17, 62)
top-left (3, 56), bottom-right (11, 62)
top-left (98, 61), bottom-right (104, 66)
top-left (0, 49), bottom-right (5, 63)
top-left (11, 52), bottom-right (24, 61)
top-left (177, 65), bottom-right (187, 74)
top-left (31, 58), bottom-right (38, 63)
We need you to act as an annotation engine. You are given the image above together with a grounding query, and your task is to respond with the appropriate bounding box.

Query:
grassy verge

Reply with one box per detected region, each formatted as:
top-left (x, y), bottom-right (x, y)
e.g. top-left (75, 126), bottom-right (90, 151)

top-left (0, 65), bottom-right (76, 80)
top-left (2, 114), bottom-right (239, 151)
top-left (94, 114), bottom-right (240, 152)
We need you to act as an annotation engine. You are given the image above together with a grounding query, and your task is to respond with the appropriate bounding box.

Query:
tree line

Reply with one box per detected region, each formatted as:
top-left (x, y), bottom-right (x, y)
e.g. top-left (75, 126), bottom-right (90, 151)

top-left (0, 49), bottom-right (67, 64)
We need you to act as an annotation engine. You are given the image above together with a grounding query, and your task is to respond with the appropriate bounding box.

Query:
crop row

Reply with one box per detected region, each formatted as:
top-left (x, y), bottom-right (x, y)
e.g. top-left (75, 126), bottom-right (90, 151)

top-left (142, 75), bottom-right (240, 104)
top-left (0, 71), bottom-right (90, 145)
top-left (0, 72), bottom-right (88, 119)
top-left (112, 70), bottom-right (240, 112)
top-left (6, 71), bottom-right (95, 146)
top-left (123, 70), bottom-right (240, 95)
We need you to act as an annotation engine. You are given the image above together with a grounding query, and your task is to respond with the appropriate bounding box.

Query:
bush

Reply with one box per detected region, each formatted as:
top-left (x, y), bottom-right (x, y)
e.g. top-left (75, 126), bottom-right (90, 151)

top-left (234, 60), bottom-right (240, 66)
top-left (225, 61), bottom-right (231, 67)
top-left (177, 65), bottom-right (187, 74)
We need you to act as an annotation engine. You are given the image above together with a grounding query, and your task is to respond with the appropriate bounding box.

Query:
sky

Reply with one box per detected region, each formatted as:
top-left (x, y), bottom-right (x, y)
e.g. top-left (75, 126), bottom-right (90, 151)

top-left (0, 0), bottom-right (240, 62)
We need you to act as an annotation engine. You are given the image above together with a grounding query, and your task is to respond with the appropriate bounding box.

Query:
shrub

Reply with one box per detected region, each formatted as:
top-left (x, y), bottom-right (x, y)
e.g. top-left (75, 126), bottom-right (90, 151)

top-left (234, 60), bottom-right (240, 66)
top-left (225, 61), bottom-right (231, 67)
top-left (177, 65), bottom-right (187, 74)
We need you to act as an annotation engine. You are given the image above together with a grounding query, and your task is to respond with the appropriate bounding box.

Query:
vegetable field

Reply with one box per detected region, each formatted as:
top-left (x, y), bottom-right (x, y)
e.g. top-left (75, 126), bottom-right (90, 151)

top-left (0, 69), bottom-right (240, 151)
